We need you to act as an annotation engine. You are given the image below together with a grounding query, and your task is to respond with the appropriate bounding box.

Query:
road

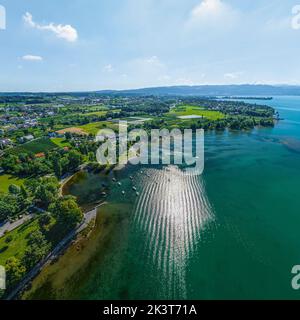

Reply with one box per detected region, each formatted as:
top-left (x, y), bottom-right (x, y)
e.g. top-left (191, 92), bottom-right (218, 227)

top-left (5, 203), bottom-right (104, 300)
top-left (0, 214), bottom-right (34, 238)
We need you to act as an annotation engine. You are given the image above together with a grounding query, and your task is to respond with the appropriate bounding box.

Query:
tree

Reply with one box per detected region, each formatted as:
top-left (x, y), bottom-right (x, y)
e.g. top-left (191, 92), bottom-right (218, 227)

top-left (22, 230), bottom-right (51, 269)
top-left (67, 150), bottom-right (82, 171)
top-left (65, 132), bottom-right (72, 140)
top-left (5, 257), bottom-right (26, 289)
top-left (88, 151), bottom-right (95, 162)
top-left (24, 178), bottom-right (39, 195)
top-left (20, 185), bottom-right (28, 199)
top-left (49, 118), bottom-right (55, 130)
top-left (39, 213), bottom-right (52, 231)
top-left (34, 177), bottom-right (59, 209)
top-left (60, 156), bottom-right (70, 174)
top-left (0, 195), bottom-right (18, 222)
top-left (49, 196), bottom-right (83, 231)
top-left (52, 157), bottom-right (63, 178)
top-left (8, 184), bottom-right (21, 195)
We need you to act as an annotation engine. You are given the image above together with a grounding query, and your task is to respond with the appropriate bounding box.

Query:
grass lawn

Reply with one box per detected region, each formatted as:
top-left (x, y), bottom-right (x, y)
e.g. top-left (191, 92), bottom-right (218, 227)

top-left (83, 111), bottom-right (108, 117)
top-left (0, 219), bottom-right (40, 266)
top-left (168, 105), bottom-right (225, 120)
top-left (79, 121), bottom-right (119, 135)
top-left (51, 138), bottom-right (71, 148)
top-left (8, 138), bottom-right (58, 155)
top-left (0, 174), bottom-right (24, 193)
top-left (83, 109), bottom-right (121, 117)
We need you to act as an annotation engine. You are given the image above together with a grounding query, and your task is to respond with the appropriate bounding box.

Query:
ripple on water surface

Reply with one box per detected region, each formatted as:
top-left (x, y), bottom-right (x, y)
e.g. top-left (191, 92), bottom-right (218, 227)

top-left (132, 166), bottom-right (214, 299)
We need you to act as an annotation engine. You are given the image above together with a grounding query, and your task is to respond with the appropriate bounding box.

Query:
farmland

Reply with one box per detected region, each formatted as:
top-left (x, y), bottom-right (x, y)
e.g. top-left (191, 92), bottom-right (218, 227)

top-left (50, 138), bottom-right (71, 148)
top-left (79, 121), bottom-right (119, 135)
top-left (56, 127), bottom-right (88, 136)
top-left (7, 138), bottom-right (58, 155)
top-left (167, 105), bottom-right (225, 120)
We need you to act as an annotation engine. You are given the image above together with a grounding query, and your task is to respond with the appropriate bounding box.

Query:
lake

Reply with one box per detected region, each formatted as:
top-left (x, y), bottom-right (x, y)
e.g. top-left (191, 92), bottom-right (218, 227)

top-left (23, 96), bottom-right (300, 300)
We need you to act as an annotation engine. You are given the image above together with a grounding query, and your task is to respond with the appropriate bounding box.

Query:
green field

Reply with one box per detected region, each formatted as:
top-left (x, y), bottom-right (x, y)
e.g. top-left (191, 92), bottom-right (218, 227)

top-left (50, 138), bottom-right (71, 148)
top-left (168, 105), bottom-right (225, 120)
top-left (84, 109), bottom-right (121, 117)
top-left (0, 219), bottom-right (40, 266)
top-left (83, 111), bottom-right (108, 117)
top-left (8, 138), bottom-right (58, 155)
top-left (79, 121), bottom-right (119, 135)
top-left (0, 174), bottom-right (24, 193)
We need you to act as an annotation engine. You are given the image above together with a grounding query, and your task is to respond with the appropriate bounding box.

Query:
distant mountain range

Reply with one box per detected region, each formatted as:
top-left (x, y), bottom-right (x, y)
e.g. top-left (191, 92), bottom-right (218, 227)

top-left (97, 85), bottom-right (300, 96)
top-left (1, 84), bottom-right (300, 96)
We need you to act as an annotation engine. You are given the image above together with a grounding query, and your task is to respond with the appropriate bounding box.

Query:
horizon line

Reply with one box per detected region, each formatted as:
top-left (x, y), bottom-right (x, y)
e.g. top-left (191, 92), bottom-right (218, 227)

top-left (0, 83), bottom-right (299, 94)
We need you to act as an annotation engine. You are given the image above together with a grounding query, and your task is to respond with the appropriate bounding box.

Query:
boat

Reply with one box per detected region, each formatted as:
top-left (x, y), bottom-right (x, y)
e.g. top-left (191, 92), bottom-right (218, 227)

top-left (112, 178), bottom-right (117, 182)
top-left (132, 186), bottom-right (137, 191)
top-left (118, 182), bottom-right (122, 186)
top-left (136, 192), bottom-right (140, 196)
top-left (122, 191), bottom-right (125, 195)
top-left (129, 176), bottom-right (133, 180)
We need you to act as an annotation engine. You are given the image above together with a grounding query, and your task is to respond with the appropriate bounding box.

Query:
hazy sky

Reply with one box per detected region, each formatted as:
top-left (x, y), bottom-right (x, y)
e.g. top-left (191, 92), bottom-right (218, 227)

top-left (0, 0), bottom-right (300, 91)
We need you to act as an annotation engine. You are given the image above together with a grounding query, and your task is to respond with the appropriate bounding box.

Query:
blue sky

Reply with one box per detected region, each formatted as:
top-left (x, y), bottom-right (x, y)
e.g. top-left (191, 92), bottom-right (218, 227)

top-left (0, 0), bottom-right (300, 91)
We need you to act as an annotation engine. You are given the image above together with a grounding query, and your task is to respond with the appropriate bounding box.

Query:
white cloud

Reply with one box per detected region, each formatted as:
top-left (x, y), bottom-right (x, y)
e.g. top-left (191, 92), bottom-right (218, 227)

top-left (187, 0), bottom-right (238, 29)
top-left (144, 56), bottom-right (165, 69)
top-left (23, 12), bottom-right (78, 42)
top-left (22, 55), bottom-right (43, 61)
top-left (103, 64), bottom-right (114, 73)
top-left (23, 12), bottom-right (35, 27)
top-left (224, 71), bottom-right (243, 79)
top-left (292, 5), bottom-right (300, 30)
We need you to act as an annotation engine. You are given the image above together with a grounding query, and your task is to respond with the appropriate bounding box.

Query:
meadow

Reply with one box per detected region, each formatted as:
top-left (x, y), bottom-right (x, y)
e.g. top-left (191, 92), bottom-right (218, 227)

top-left (0, 219), bottom-right (40, 266)
top-left (79, 121), bottom-right (119, 135)
top-left (168, 105), bottom-right (225, 120)
top-left (50, 138), bottom-right (71, 148)
top-left (0, 174), bottom-right (24, 193)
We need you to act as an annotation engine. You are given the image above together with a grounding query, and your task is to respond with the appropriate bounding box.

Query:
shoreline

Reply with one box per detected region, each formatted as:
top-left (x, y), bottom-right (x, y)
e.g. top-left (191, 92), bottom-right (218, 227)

top-left (21, 201), bottom-right (131, 300)
top-left (10, 160), bottom-right (130, 300)
top-left (5, 201), bottom-right (107, 300)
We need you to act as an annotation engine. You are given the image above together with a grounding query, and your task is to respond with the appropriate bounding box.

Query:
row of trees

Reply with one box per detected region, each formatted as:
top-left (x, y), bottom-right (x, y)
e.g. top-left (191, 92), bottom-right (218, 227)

top-left (2, 177), bottom-right (83, 291)
top-left (0, 149), bottom-right (83, 179)
top-left (0, 185), bottom-right (29, 221)
top-left (0, 175), bottom-right (84, 223)
top-left (179, 98), bottom-right (275, 118)
top-left (44, 110), bottom-right (120, 128)
top-left (142, 116), bottom-right (274, 132)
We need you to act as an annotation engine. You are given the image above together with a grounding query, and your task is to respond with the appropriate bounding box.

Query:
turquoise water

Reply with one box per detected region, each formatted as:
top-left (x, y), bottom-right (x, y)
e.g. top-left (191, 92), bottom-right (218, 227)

top-left (27, 96), bottom-right (300, 300)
